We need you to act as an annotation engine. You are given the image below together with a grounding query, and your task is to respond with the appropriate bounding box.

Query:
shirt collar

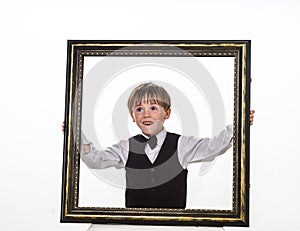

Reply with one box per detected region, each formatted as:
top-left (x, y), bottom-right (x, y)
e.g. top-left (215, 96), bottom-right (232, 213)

top-left (156, 128), bottom-right (166, 146)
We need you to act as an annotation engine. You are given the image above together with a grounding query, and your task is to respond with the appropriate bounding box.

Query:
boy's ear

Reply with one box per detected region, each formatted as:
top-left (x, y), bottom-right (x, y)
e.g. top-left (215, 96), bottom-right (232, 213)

top-left (164, 108), bottom-right (171, 120)
top-left (130, 113), bottom-right (135, 122)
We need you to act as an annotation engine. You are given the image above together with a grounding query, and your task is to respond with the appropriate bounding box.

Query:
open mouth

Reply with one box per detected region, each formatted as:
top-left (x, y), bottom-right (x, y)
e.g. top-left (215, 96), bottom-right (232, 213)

top-left (142, 121), bottom-right (153, 126)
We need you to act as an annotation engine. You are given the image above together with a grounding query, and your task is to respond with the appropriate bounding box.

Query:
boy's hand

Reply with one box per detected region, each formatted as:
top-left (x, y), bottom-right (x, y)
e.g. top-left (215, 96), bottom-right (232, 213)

top-left (250, 110), bottom-right (255, 126)
top-left (62, 122), bottom-right (65, 132)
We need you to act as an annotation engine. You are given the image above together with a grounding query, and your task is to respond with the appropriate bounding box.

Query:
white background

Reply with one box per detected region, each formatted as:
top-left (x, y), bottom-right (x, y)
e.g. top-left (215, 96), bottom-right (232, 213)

top-left (79, 57), bottom-right (234, 209)
top-left (1, 0), bottom-right (299, 231)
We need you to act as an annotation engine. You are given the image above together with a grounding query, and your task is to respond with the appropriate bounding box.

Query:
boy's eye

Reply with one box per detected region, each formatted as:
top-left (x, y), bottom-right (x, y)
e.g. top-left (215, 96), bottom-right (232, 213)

top-left (150, 106), bottom-right (158, 111)
top-left (136, 107), bottom-right (143, 112)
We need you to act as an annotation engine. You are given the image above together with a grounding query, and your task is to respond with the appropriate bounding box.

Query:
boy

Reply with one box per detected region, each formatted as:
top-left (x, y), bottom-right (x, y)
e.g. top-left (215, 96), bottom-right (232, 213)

top-left (75, 82), bottom-right (254, 208)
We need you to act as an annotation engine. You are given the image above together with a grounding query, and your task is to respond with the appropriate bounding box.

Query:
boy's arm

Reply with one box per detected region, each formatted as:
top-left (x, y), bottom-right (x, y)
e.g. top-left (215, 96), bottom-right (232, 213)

top-left (178, 125), bottom-right (233, 169)
top-left (80, 132), bottom-right (128, 169)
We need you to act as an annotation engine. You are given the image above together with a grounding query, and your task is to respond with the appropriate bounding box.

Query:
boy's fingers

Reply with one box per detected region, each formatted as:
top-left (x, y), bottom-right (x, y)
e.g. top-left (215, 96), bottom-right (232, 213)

top-left (249, 110), bottom-right (255, 126)
top-left (62, 122), bottom-right (65, 132)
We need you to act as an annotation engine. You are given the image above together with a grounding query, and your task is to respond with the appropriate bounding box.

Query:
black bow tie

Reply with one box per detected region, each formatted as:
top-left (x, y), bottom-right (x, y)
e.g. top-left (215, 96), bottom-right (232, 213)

top-left (138, 135), bottom-right (157, 149)
top-left (147, 135), bottom-right (157, 149)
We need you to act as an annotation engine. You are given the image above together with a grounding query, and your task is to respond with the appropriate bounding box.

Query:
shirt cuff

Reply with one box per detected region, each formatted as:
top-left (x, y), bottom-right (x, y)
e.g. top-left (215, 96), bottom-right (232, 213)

top-left (81, 132), bottom-right (92, 154)
top-left (226, 124), bottom-right (233, 141)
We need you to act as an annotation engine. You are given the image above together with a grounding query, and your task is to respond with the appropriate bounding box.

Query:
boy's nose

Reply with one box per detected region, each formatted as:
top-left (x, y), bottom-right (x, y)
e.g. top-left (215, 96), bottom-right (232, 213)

top-left (143, 108), bottom-right (150, 117)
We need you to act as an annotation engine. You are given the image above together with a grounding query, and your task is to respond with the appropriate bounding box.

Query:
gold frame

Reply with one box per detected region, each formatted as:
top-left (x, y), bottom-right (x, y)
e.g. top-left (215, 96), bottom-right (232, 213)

top-left (61, 40), bottom-right (251, 226)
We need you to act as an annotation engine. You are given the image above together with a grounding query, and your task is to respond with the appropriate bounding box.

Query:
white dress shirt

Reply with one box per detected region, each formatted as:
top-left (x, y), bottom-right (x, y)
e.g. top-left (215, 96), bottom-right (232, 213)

top-left (80, 125), bottom-right (233, 170)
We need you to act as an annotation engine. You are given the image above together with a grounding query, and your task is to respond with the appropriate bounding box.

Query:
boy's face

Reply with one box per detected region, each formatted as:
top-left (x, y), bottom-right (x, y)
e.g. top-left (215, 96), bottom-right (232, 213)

top-left (130, 101), bottom-right (171, 137)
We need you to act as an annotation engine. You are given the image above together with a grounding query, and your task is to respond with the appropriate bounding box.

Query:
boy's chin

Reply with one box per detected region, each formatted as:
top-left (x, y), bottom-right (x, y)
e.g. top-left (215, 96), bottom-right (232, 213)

top-left (142, 127), bottom-right (162, 136)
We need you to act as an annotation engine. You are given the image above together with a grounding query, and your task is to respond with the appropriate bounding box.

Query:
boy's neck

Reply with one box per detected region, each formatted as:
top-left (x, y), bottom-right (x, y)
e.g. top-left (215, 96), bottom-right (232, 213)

top-left (142, 127), bottom-right (165, 138)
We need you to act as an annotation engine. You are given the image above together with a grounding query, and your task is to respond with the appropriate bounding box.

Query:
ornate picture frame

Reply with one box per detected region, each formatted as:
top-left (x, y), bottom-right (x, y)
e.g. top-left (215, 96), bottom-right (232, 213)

top-left (61, 40), bottom-right (251, 227)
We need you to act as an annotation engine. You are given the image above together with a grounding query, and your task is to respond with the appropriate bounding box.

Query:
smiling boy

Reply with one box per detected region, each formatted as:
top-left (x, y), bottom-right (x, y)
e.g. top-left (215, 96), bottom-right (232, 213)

top-left (79, 82), bottom-right (253, 208)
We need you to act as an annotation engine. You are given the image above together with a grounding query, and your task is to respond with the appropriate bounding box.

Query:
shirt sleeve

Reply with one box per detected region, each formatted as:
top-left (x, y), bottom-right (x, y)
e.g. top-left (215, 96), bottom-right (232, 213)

top-left (178, 125), bottom-right (233, 169)
top-left (80, 132), bottom-right (129, 169)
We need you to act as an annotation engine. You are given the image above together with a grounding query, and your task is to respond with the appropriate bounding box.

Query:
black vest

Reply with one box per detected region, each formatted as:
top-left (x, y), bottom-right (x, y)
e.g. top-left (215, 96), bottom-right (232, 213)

top-left (125, 132), bottom-right (188, 208)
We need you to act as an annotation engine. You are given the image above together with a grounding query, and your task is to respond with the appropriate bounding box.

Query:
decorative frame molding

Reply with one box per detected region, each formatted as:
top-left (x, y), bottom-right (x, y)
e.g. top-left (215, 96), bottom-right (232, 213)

top-left (61, 40), bottom-right (251, 227)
